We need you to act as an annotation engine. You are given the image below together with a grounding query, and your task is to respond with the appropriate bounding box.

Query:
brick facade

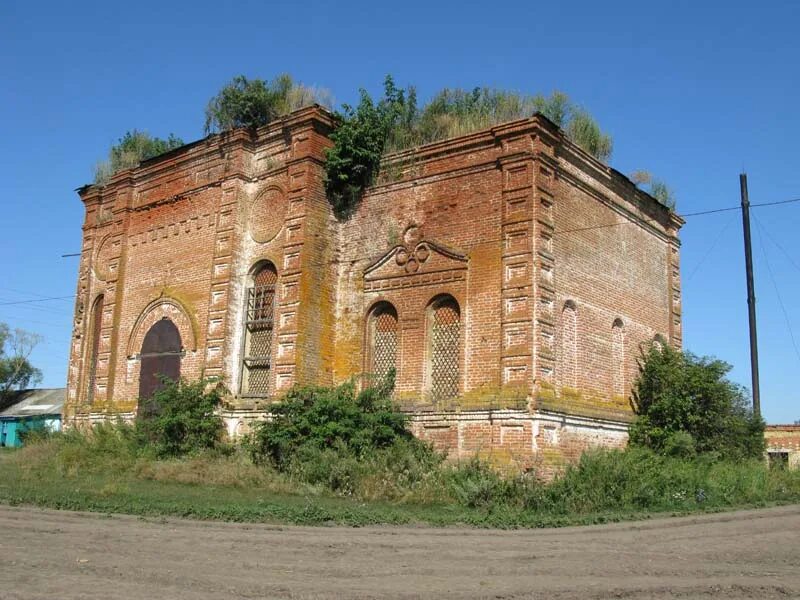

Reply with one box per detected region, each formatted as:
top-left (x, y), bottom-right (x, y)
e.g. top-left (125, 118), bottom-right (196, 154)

top-left (65, 106), bottom-right (682, 473)
top-left (765, 425), bottom-right (800, 469)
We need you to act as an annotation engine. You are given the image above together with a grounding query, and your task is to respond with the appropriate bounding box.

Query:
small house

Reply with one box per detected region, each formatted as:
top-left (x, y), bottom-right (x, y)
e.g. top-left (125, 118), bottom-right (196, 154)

top-left (0, 388), bottom-right (66, 447)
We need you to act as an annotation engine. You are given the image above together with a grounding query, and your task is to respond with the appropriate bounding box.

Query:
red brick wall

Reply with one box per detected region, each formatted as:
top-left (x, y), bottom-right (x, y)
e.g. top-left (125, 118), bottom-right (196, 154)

top-left (65, 108), bottom-right (680, 466)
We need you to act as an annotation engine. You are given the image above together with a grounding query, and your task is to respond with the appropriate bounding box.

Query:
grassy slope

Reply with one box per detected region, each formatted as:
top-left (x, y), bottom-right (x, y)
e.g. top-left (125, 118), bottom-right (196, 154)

top-left (2, 446), bottom-right (798, 529)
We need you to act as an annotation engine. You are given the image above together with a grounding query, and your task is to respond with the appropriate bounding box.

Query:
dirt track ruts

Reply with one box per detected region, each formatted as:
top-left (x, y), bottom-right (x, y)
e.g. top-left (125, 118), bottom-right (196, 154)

top-left (1, 504), bottom-right (799, 599)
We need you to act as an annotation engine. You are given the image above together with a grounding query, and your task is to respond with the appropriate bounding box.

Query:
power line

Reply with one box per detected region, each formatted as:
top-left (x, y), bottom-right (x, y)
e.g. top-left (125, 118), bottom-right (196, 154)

top-left (0, 298), bottom-right (74, 316)
top-left (752, 197), bottom-right (800, 209)
top-left (753, 215), bottom-right (800, 369)
top-left (0, 313), bottom-right (73, 329)
top-left (0, 295), bottom-right (75, 306)
top-left (7, 195), bottom-right (800, 303)
top-left (756, 221), bottom-right (800, 276)
top-left (687, 214), bottom-right (735, 281)
top-left (0, 286), bottom-right (74, 302)
top-left (553, 197), bottom-right (800, 236)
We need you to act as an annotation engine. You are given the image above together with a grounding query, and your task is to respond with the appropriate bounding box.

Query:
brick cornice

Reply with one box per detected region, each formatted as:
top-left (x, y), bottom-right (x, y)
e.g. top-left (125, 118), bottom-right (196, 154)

top-left (77, 106), bottom-right (334, 204)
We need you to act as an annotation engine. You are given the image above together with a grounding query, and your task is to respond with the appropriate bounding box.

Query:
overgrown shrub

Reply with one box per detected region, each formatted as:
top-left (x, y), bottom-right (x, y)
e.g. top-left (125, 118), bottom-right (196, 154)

top-left (445, 458), bottom-right (535, 509)
top-left (245, 373), bottom-right (419, 468)
top-left (525, 447), bottom-right (794, 515)
top-left (385, 87), bottom-right (612, 161)
top-left (324, 76), bottom-right (415, 217)
top-left (136, 378), bottom-right (226, 457)
top-left (629, 344), bottom-right (765, 460)
top-left (204, 74), bottom-right (332, 133)
top-left (630, 170), bottom-right (676, 209)
top-left (325, 80), bottom-right (613, 216)
top-left (94, 130), bottom-right (184, 184)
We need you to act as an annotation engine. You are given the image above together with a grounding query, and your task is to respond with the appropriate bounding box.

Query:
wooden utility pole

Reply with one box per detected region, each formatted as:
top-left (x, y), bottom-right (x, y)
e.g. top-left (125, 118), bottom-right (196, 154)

top-left (740, 173), bottom-right (761, 418)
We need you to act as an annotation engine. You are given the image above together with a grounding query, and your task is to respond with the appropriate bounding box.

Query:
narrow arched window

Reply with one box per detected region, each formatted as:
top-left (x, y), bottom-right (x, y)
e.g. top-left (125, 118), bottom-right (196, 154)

top-left (366, 302), bottom-right (398, 385)
top-left (562, 301), bottom-right (577, 389)
top-left (241, 262), bottom-right (278, 396)
top-left (612, 318), bottom-right (625, 397)
top-left (86, 295), bottom-right (104, 403)
top-left (427, 295), bottom-right (461, 401)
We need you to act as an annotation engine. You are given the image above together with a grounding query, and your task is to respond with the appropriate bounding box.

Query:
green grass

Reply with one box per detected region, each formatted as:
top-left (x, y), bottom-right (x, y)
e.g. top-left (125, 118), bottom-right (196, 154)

top-left (2, 427), bottom-right (799, 528)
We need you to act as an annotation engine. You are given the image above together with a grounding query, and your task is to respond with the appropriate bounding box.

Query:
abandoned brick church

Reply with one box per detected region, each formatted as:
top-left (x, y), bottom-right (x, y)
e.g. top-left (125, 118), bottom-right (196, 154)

top-left (65, 106), bottom-right (682, 472)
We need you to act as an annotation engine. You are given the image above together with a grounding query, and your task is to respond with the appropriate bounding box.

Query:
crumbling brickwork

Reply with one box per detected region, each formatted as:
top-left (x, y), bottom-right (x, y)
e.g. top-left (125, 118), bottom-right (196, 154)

top-left (65, 106), bottom-right (682, 471)
top-left (765, 425), bottom-right (800, 469)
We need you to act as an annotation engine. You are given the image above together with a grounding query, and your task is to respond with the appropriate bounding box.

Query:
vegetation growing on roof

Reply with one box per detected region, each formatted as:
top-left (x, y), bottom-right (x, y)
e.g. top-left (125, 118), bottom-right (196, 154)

top-left (203, 74), bottom-right (332, 134)
top-left (630, 170), bottom-right (676, 210)
top-left (324, 79), bottom-right (615, 217)
top-left (91, 74), bottom-right (667, 218)
top-left (324, 76), bottom-right (416, 217)
top-left (93, 130), bottom-right (184, 184)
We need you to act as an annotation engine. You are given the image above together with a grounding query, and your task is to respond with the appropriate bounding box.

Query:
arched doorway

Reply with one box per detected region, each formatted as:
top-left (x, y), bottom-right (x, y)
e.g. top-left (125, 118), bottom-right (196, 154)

top-left (138, 317), bottom-right (182, 400)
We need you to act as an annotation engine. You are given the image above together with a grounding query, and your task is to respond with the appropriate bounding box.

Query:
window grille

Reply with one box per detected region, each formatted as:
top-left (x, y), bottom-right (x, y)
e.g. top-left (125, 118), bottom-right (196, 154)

top-left (429, 298), bottom-right (460, 401)
top-left (242, 265), bottom-right (277, 396)
top-left (369, 304), bottom-right (398, 383)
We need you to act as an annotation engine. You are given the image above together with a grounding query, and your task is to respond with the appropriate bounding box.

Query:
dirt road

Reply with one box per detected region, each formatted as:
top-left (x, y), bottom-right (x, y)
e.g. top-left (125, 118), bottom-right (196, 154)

top-left (1, 504), bottom-right (798, 599)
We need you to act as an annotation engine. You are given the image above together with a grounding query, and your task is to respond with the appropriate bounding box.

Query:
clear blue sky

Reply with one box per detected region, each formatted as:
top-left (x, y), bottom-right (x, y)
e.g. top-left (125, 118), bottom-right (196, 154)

top-left (2, 1), bottom-right (798, 423)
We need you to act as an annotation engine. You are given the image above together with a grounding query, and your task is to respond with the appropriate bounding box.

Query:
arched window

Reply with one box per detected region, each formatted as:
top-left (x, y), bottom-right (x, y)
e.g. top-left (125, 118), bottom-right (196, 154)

top-left (427, 295), bottom-right (461, 401)
top-left (241, 261), bottom-right (278, 396)
top-left (138, 318), bottom-right (182, 401)
top-left (612, 318), bottom-right (625, 397)
top-left (366, 302), bottom-right (398, 384)
top-left (86, 295), bottom-right (104, 403)
top-left (562, 301), bottom-right (578, 388)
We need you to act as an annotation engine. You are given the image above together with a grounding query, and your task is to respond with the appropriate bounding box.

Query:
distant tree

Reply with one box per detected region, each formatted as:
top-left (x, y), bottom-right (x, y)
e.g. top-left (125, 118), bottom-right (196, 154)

top-left (629, 343), bottom-right (765, 460)
top-left (0, 323), bottom-right (43, 403)
top-left (203, 74), bottom-right (332, 134)
top-left (94, 130), bottom-right (184, 184)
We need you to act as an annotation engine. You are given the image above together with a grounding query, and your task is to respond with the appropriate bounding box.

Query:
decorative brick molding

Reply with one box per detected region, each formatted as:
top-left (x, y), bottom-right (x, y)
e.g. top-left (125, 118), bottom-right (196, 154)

top-left (126, 296), bottom-right (197, 357)
top-left (65, 107), bottom-right (680, 465)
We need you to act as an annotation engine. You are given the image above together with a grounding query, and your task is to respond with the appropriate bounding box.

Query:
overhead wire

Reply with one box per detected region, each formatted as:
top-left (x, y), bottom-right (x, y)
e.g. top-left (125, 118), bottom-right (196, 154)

top-left (753, 214), bottom-right (800, 369)
top-left (0, 295), bottom-right (75, 306)
top-left (553, 196), bottom-right (800, 236)
top-left (6, 196), bottom-right (800, 308)
top-left (686, 214), bottom-right (735, 281)
top-left (756, 222), bottom-right (800, 276)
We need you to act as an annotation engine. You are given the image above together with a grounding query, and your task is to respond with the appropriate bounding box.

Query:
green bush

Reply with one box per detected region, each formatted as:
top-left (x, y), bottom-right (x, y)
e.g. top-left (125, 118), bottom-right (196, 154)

top-left (445, 458), bottom-right (534, 509)
top-left (324, 80), bottom-right (614, 216)
top-left (245, 373), bottom-right (417, 469)
top-left (204, 74), bottom-right (331, 133)
top-left (324, 76), bottom-right (415, 217)
top-left (94, 130), bottom-right (184, 184)
top-left (136, 378), bottom-right (225, 457)
top-left (630, 170), bottom-right (676, 209)
top-left (385, 87), bottom-right (612, 161)
top-left (629, 344), bottom-right (765, 460)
